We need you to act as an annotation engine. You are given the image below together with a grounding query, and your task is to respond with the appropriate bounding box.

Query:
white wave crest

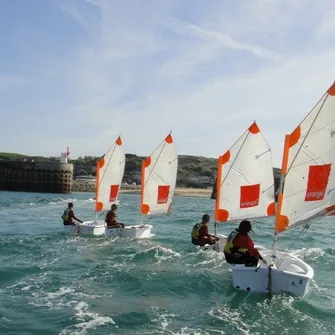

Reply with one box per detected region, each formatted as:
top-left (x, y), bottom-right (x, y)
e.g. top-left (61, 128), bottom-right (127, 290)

top-left (60, 301), bottom-right (115, 335)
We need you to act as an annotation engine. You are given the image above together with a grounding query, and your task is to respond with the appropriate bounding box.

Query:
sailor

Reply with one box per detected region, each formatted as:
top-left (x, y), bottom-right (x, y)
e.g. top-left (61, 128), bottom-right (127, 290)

top-left (224, 219), bottom-right (267, 266)
top-left (105, 204), bottom-right (125, 228)
top-left (191, 214), bottom-right (218, 246)
top-left (61, 202), bottom-right (83, 226)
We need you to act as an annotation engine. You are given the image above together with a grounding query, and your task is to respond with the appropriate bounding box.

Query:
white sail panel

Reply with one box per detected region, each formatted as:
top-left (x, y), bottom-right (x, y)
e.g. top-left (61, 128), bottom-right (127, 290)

top-left (215, 122), bottom-right (275, 223)
top-left (96, 136), bottom-right (125, 212)
top-left (276, 83), bottom-right (335, 232)
top-left (141, 134), bottom-right (178, 216)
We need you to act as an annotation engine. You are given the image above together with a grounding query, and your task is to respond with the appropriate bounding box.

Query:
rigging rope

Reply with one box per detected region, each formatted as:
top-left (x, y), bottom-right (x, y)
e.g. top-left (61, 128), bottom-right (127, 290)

top-left (276, 223), bottom-right (310, 268)
top-left (140, 215), bottom-right (153, 228)
top-left (93, 211), bottom-right (106, 223)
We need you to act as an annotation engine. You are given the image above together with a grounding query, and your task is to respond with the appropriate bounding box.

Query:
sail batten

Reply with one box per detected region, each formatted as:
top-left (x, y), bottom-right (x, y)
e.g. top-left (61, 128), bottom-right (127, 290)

top-left (141, 133), bottom-right (178, 216)
top-left (95, 136), bottom-right (125, 212)
top-left (215, 122), bottom-right (275, 223)
top-left (275, 82), bottom-right (335, 232)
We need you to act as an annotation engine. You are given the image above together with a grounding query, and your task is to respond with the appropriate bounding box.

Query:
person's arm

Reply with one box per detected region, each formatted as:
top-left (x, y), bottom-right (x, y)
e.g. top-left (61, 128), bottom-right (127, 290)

top-left (236, 235), bottom-right (262, 259)
top-left (206, 227), bottom-right (217, 239)
top-left (70, 210), bottom-right (83, 223)
top-left (245, 236), bottom-right (262, 259)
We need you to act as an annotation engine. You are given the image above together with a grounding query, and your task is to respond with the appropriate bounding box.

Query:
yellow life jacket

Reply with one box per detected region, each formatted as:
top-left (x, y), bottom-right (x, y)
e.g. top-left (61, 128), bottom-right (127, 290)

top-left (191, 223), bottom-right (205, 239)
top-left (224, 231), bottom-right (248, 255)
top-left (61, 208), bottom-right (70, 221)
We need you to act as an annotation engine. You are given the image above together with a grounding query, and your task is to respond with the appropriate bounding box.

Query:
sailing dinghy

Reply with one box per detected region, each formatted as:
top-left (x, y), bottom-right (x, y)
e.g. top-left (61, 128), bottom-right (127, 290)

top-left (201, 122), bottom-right (275, 252)
top-left (230, 82), bottom-right (335, 297)
top-left (64, 136), bottom-right (128, 236)
top-left (139, 133), bottom-right (178, 233)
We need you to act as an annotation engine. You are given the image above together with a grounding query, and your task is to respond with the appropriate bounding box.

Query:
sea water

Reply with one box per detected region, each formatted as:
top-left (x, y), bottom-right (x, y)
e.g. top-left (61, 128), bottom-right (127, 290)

top-left (0, 191), bottom-right (334, 335)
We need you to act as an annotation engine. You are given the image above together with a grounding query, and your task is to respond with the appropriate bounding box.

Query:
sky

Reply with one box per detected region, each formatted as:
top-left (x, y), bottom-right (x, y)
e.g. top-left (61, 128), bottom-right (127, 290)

top-left (1, 0), bottom-right (335, 167)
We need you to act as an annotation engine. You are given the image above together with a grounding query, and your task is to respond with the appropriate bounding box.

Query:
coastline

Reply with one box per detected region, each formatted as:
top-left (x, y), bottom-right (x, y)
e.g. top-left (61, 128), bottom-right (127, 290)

top-left (120, 187), bottom-right (212, 198)
top-left (72, 180), bottom-right (212, 198)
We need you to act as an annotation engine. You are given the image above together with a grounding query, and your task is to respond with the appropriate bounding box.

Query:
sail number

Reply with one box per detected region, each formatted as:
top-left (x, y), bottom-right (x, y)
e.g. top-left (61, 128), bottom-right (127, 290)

top-left (290, 279), bottom-right (304, 286)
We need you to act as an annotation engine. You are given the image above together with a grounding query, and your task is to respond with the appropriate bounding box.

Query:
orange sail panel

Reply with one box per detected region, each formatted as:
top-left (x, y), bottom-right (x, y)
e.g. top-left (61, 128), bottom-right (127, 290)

top-left (275, 82), bottom-right (335, 232)
top-left (109, 184), bottom-right (120, 202)
top-left (215, 121), bottom-right (275, 223)
top-left (141, 133), bottom-right (178, 216)
top-left (240, 184), bottom-right (261, 208)
top-left (157, 185), bottom-right (170, 204)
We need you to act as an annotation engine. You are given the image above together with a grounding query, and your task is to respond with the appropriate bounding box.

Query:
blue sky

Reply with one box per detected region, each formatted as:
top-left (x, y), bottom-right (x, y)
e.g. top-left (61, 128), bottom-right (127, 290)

top-left (1, 0), bottom-right (335, 167)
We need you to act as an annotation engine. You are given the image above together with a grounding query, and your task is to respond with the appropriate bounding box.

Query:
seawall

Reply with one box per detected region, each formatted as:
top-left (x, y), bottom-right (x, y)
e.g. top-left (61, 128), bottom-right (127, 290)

top-left (0, 161), bottom-right (73, 194)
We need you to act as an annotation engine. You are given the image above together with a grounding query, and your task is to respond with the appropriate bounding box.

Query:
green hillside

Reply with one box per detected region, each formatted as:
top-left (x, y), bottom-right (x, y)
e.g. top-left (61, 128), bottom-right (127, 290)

top-left (0, 152), bottom-right (53, 162)
top-left (0, 152), bottom-right (32, 160)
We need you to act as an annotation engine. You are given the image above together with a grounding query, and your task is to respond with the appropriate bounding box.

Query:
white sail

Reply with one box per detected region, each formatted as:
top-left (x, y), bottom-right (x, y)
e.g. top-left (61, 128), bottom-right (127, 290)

top-left (95, 136), bottom-right (125, 212)
top-left (141, 133), bottom-right (178, 216)
top-left (215, 122), bottom-right (275, 223)
top-left (275, 82), bottom-right (335, 232)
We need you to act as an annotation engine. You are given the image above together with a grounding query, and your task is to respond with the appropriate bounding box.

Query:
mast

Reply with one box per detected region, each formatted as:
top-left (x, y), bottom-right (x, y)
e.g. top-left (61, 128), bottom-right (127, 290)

top-left (214, 154), bottom-right (224, 236)
top-left (95, 156), bottom-right (102, 212)
top-left (140, 154), bottom-right (149, 226)
top-left (272, 133), bottom-right (290, 262)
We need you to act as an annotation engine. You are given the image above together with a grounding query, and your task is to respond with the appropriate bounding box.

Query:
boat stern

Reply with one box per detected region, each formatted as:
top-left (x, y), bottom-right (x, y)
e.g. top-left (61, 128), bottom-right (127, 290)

top-left (230, 251), bottom-right (314, 297)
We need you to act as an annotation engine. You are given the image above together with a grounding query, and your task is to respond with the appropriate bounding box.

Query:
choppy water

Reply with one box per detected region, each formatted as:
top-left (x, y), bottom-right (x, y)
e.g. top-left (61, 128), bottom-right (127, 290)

top-left (0, 191), bottom-right (335, 335)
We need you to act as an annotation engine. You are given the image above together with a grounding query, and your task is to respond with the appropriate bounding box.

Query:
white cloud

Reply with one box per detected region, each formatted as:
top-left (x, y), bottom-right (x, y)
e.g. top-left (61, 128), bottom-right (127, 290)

top-left (2, 0), bottom-right (335, 168)
top-left (164, 17), bottom-right (283, 62)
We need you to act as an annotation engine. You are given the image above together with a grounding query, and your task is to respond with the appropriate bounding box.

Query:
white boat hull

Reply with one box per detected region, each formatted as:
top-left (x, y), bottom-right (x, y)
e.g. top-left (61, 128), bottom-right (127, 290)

top-left (198, 234), bottom-right (228, 252)
top-left (229, 250), bottom-right (314, 297)
top-left (63, 220), bottom-right (153, 239)
top-left (104, 224), bottom-right (153, 239)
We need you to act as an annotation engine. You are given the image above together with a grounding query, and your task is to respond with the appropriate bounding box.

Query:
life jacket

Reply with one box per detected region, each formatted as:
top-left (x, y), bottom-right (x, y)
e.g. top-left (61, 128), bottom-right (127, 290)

top-left (224, 231), bottom-right (248, 255)
top-left (191, 223), bottom-right (205, 239)
top-left (61, 208), bottom-right (71, 221)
